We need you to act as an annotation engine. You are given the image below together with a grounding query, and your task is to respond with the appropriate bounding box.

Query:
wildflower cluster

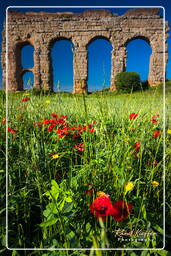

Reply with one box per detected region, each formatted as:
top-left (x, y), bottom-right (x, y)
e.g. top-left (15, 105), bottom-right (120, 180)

top-left (129, 113), bottom-right (161, 156)
top-left (89, 194), bottom-right (132, 222)
top-left (34, 113), bottom-right (96, 151)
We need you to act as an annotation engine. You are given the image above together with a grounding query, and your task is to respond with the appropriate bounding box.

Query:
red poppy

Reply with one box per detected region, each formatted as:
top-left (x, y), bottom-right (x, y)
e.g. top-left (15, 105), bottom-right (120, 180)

top-left (151, 118), bottom-right (158, 124)
top-left (74, 143), bottom-right (84, 151)
top-left (89, 128), bottom-right (95, 133)
top-left (112, 200), bottom-right (132, 222)
top-left (2, 119), bottom-right (6, 124)
top-left (8, 128), bottom-right (17, 134)
top-left (47, 123), bottom-right (56, 132)
top-left (21, 97), bottom-right (30, 102)
top-left (51, 113), bottom-right (58, 119)
top-left (88, 123), bottom-right (93, 129)
top-left (151, 114), bottom-right (159, 124)
top-left (78, 129), bottom-right (83, 134)
top-left (71, 127), bottom-right (76, 131)
top-left (153, 130), bottom-right (161, 138)
top-left (56, 129), bottom-right (68, 138)
top-left (152, 114), bottom-right (160, 118)
top-left (133, 142), bottom-right (141, 153)
top-left (42, 120), bottom-right (51, 125)
top-left (130, 113), bottom-right (138, 119)
top-left (33, 122), bottom-right (42, 127)
top-left (89, 195), bottom-right (117, 221)
top-left (56, 118), bottom-right (66, 125)
top-left (75, 125), bottom-right (82, 130)
top-left (61, 115), bottom-right (67, 119)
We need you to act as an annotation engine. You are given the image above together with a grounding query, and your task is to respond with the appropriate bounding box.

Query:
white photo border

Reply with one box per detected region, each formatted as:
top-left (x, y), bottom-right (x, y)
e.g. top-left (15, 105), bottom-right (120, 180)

top-left (5, 5), bottom-right (166, 251)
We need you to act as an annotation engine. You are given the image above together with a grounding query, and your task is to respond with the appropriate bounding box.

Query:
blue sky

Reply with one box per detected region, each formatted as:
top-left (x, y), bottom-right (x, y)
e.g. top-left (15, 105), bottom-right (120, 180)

top-left (0, 0), bottom-right (170, 91)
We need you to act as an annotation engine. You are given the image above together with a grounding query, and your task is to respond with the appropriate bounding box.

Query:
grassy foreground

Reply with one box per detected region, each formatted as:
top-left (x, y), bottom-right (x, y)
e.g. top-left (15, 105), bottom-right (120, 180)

top-left (0, 85), bottom-right (171, 255)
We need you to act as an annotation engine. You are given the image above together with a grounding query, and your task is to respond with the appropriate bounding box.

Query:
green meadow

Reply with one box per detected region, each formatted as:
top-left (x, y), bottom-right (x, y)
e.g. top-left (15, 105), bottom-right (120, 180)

top-left (0, 82), bottom-right (171, 256)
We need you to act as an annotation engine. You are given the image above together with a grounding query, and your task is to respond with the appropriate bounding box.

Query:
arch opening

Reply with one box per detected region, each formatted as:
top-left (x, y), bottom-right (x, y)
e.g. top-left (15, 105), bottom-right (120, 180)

top-left (21, 44), bottom-right (34, 68)
top-left (125, 38), bottom-right (152, 82)
top-left (87, 38), bottom-right (113, 92)
top-left (50, 39), bottom-right (74, 92)
top-left (22, 71), bottom-right (34, 89)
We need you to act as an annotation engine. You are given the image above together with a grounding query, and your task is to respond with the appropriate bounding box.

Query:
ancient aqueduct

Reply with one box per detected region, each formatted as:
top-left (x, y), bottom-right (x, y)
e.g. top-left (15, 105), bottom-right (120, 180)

top-left (1, 8), bottom-right (169, 93)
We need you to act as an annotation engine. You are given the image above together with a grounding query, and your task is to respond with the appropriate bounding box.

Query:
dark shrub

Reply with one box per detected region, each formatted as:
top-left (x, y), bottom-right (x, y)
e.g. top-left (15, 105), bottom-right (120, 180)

top-left (115, 72), bottom-right (141, 93)
top-left (141, 80), bottom-right (149, 90)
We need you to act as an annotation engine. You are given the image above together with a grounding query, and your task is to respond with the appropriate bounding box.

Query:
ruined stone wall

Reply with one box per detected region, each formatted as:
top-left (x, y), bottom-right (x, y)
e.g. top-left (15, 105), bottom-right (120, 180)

top-left (1, 9), bottom-right (169, 93)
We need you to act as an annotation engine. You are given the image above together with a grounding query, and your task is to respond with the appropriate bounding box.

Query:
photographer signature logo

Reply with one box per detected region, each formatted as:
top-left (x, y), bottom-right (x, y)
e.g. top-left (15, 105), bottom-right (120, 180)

top-left (113, 228), bottom-right (157, 242)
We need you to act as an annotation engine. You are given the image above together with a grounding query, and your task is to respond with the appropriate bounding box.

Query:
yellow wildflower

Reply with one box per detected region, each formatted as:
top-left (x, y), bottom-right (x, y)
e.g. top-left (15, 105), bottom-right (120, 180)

top-left (167, 130), bottom-right (171, 135)
top-left (124, 181), bottom-right (134, 193)
top-left (151, 181), bottom-right (159, 187)
top-left (36, 104), bottom-right (43, 107)
top-left (45, 100), bottom-right (51, 104)
top-left (96, 191), bottom-right (106, 197)
top-left (23, 93), bottom-right (30, 96)
top-left (15, 91), bottom-right (21, 93)
top-left (52, 154), bottom-right (59, 159)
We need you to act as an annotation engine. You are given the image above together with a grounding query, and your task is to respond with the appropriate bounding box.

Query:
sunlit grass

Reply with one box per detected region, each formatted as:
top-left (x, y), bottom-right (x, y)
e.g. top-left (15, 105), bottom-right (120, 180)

top-left (0, 85), bottom-right (171, 255)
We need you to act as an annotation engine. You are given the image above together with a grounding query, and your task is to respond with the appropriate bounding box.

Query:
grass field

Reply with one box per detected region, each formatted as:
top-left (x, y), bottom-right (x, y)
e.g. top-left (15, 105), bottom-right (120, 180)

top-left (0, 83), bottom-right (171, 256)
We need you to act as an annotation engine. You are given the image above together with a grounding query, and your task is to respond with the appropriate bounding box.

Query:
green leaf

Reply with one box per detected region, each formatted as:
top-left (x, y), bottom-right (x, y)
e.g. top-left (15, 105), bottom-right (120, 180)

top-left (141, 204), bottom-right (147, 220)
top-left (43, 208), bottom-right (51, 218)
top-left (59, 200), bottom-right (65, 211)
top-left (63, 202), bottom-right (73, 214)
top-left (157, 250), bottom-right (169, 256)
top-left (65, 196), bottom-right (72, 203)
top-left (50, 180), bottom-right (60, 199)
top-left (66, 231), bottom-right (75, 240)
top-left (153, 225), bottom-right (163, 234)
top-left (130, 253), bottom-right (137, 256)
top-left (140, 251), bottom-right (149, 256)
top-left (86, 222), bottom-right (91, 233)
top-left (39, 218), bottom-right (58, 228)
top-left (0, 208), bottom-right (6, 215)
top-left (51, 179), bottom-right (59, 189)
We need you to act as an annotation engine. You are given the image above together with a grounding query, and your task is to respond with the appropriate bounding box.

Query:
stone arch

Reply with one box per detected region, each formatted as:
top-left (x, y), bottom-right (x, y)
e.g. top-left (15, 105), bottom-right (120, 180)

top-left (21, 70), bottom-right (34, 89)
top-left (86, 35), bottom-right (112, 48)
top-left (86, 36), bottom-right (113, 92)
top-left (3, 9), bottom-right (168, 92)
top-left (124, 36), bottom-right (152, 82)
top-left (123, 35), bottom-right (151, 47)
top-left (123, 35), bottom-right (159, 85)
top-left (48, 37), bottom-right (75, 91)
top-left (14, 40), bottom-right (35, 90)
top-left (21, 44), bottom-right (34, 69)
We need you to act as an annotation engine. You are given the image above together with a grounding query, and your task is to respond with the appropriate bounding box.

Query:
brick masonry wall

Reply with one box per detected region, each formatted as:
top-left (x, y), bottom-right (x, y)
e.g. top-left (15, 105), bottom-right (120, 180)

top-left (1, 9), bottom-right (169, 93)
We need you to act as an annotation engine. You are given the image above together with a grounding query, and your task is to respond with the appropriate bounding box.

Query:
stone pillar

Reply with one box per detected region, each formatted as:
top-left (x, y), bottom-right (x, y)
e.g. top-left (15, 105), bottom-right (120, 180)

top-left (110, 46), bottom-right (127, 91)
top-left (148, 51), bottom-right (167, 86)
top-left (33, 46), bottom-right (41, 89)
top-left (1, 31), bottom-right (19, 91)
top-left (73, 46), bottom-right (88, 94)
top-left (148, 37), bottom-right (168, 86)
top-left (39, 44), bottom-right (51, 90)
top-left (6, 44), bottom-right (19, 91)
